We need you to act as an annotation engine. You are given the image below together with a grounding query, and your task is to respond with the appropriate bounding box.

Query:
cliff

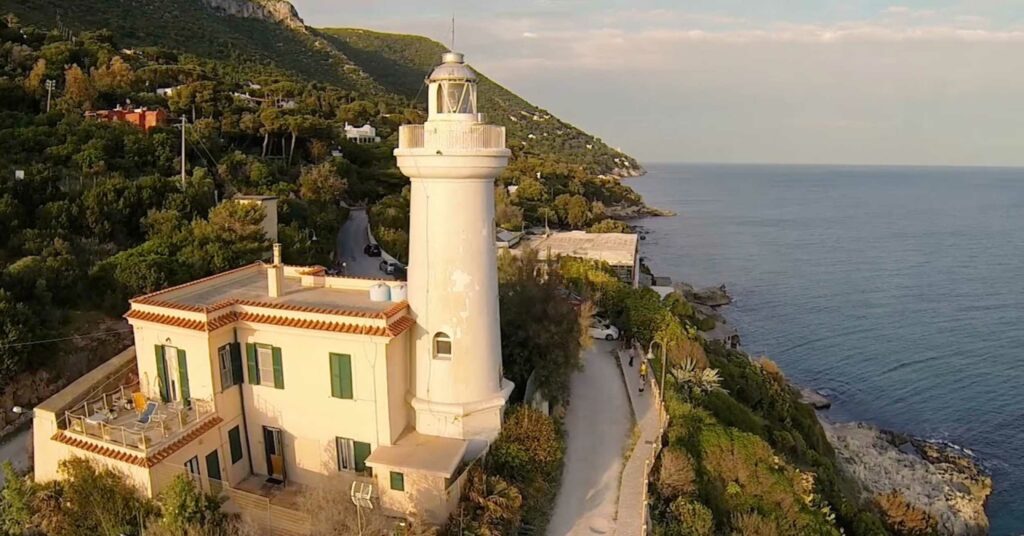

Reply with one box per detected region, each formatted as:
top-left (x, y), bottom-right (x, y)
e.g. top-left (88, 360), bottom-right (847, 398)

top-left (200, 0), bottom-right (305, 29)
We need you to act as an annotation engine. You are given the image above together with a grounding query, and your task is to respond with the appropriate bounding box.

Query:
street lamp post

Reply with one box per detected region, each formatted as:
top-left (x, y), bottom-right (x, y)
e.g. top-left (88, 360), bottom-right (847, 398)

top-left (646, 339), bottom-right (668, 401)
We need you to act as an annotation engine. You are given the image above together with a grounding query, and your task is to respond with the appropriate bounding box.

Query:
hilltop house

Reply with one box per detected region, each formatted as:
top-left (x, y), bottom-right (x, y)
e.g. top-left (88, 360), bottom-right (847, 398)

top-left (344, 122), bottom-right (381, 144)
top-left (84, 106), bottom-right (168, 131)
top-left (34, 51), bottom-right (512, 530)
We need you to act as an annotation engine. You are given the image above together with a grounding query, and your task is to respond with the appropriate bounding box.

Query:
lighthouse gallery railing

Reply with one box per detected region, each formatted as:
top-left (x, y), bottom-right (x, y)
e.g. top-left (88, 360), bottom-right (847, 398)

top-left (398, 124), bottom-right (505, 151)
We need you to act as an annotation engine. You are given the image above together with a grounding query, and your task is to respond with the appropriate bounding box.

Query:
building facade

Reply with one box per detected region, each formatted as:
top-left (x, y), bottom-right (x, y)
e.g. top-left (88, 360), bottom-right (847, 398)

top-left (34, 51), bottom-right (511, 528)
top-left (344, 122), bottom-right (381, 144)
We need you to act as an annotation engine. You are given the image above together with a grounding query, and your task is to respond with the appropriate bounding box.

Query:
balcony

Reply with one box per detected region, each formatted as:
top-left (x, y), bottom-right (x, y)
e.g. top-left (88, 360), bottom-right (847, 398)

top-left (62, 381), bottom-right (216, 453)
top-left (398, 124), bottom-right (505, 151)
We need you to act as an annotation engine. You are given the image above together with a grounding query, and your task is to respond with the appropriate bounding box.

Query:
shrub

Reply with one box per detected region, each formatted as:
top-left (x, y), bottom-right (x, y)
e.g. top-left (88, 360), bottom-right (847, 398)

top-left (730, 511), bottom-right (781, 536)
top-left (668, 499), bottom-right (714, 536)
top-left (656, 448), bottom-right (697, 501)
top-left (152, 474), bottom-right (233, 535)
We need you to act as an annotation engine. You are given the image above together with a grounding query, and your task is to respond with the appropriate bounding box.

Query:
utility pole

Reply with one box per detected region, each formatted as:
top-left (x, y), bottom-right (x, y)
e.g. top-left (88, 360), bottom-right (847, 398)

top-left (177, 116), bottom-right (188, 188)
top-left (44, 80), bottom-right (54, 112)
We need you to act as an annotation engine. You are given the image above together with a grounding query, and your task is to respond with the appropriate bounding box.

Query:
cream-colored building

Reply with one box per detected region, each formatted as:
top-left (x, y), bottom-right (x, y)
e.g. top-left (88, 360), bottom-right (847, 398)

top-left (33, 51), bottom-right (512, 530)
top-left (513, 230), bottom-right (641, 288)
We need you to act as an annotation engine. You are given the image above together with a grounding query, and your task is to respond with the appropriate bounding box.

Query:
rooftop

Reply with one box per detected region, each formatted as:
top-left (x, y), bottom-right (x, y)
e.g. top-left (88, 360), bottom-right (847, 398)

top-left (517, 230), bottom-right (639, 267)
top-left (134, 263), bottom-right (397, 315)
top-left (365, 431), bottom-right (468, 477)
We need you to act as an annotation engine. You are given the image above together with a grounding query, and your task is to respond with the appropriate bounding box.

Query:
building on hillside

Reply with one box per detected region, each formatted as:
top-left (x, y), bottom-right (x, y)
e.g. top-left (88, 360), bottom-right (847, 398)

top-left (34, 51), bottom-right (513, 530)
top-left (156, 86), bottom-right (183, 98)
top-left (510, 230), bottom-right (640, 288)
top-left (344, 122), bottom-right (381, 144)
top-left (84, 106), bottom-right (167, 131)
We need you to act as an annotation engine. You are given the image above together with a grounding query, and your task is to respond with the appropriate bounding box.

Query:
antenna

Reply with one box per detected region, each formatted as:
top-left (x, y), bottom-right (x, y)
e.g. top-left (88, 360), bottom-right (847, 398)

top-left (450, 13), bottom-right (456, 51)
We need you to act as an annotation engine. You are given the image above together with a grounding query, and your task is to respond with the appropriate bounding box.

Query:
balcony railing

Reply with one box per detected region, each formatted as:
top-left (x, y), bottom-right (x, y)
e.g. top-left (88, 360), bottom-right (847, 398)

top-left (63, 385), bottom-right (216, 452)
top-left (398, 124), bottom-right (506, 151)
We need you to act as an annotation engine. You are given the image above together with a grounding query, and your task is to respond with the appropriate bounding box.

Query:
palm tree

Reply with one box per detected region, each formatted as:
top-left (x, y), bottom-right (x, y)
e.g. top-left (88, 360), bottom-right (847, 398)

top-left (457, 467), bottom-right (522, 536)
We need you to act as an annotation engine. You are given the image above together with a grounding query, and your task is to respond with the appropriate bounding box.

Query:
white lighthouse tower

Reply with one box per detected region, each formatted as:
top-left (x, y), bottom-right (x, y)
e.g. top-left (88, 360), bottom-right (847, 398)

top-left (395, 52), bottom-right (514, 443)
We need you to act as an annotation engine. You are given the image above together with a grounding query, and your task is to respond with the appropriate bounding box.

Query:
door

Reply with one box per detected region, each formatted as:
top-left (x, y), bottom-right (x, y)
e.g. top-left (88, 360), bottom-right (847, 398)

top-left (163, 346), bottom-right (179, 403)
top-left (205, 449), bottom-right (222, 494)
top-left (263, 427), bottom-right (285, 481)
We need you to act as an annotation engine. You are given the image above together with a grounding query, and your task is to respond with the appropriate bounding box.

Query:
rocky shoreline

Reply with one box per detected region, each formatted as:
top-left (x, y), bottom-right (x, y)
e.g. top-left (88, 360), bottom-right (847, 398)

top-left (676, 280), bottom-right (991, 534)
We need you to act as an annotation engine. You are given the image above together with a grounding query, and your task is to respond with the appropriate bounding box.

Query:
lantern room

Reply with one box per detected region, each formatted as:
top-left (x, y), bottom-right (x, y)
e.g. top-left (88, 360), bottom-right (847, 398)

top-left (427, 52), bottom-right (479, 120)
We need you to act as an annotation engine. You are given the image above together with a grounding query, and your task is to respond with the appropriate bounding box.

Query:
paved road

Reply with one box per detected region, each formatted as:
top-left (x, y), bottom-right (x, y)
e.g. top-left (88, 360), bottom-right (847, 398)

top-left (336, 208), bottom-right (392, 280)
top-left (615, 348), bottom-right (665, 535)
top-left (548, 341), bottom-right (632, 535)
top-left (0, 426), bottom-right (31, 487)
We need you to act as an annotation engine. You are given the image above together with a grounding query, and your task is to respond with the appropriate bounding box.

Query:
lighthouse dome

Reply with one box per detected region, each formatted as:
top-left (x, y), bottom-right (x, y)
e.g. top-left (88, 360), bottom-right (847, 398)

top-left (428, 52), bottom-right (477, 83)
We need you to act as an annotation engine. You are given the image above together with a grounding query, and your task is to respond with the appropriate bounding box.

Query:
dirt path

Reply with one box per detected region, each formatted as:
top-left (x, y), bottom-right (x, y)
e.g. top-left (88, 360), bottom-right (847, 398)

top-left (548, 341), bottom-right (632, 535)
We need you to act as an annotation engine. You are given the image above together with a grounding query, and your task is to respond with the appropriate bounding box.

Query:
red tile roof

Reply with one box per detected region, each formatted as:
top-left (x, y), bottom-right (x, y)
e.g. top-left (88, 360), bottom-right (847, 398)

top-left (52, 416), bottom-right (224, 468)
top-left (124, 310), bottom-right (207, 331)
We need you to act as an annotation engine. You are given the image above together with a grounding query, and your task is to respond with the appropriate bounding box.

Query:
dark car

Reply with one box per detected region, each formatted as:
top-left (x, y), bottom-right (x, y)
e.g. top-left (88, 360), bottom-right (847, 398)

top-left (364, 243), bottom-right (382, 257)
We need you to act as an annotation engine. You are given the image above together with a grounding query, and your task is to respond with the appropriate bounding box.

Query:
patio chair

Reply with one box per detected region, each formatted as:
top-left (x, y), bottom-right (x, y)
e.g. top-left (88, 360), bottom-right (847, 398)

top-left (132, 392), bottom-right (146, 413)
top-left (131, 401), bottom-right (158, 431)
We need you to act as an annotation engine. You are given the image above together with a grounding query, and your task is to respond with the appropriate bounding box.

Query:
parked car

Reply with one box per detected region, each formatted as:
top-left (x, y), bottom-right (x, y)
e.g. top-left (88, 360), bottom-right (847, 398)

top-left (379, 260), bottom-right (406, 278)
top-left (364, 243), bottom-right (382, 257)
top-left (588, 321), bottom-right (620, 341)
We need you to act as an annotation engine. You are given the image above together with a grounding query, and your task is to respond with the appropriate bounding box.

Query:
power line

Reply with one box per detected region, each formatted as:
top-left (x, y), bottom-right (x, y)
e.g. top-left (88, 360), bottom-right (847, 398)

top-left (0, 329), bottom-right (134, 349)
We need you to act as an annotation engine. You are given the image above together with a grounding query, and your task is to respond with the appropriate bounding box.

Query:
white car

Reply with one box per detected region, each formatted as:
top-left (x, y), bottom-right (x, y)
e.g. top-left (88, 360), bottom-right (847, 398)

top-left (589, 322), bottom-right (620, 341)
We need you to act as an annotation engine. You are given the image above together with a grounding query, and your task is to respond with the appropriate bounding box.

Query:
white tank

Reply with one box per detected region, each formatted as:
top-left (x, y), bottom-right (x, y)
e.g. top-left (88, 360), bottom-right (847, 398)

top-left (390, 283), bottom-right (408, 302)
top-left (368, 282), bottom-right (391, 302)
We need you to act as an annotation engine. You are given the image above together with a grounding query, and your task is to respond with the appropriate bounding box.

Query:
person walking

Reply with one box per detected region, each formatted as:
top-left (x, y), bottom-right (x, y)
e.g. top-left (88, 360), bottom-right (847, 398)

top-left (628, 340), bottom-right (636, 367)
top-left (638, 359), bottom-right (648, 393)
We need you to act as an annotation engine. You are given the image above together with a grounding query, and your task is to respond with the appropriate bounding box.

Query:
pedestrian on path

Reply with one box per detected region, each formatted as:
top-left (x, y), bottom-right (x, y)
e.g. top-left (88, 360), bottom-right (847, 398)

top-left (639, 359), bottom-right (648, 393)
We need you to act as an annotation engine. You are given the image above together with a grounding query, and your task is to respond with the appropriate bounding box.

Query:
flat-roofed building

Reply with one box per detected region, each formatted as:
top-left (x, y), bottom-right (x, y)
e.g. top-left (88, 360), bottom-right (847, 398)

top-left (515, 230), bottom-right (640, 288)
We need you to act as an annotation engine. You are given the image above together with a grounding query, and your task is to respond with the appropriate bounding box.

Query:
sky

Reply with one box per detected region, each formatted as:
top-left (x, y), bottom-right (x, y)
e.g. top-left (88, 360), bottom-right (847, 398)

top-left (290, 1), bottom-right (1024, 166)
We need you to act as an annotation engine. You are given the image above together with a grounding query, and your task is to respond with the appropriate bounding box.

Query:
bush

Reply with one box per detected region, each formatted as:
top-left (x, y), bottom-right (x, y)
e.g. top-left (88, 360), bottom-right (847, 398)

top-left (656, 448), bottom-right (697, 501)
top-left (667, 499), bottom-right (714, 536)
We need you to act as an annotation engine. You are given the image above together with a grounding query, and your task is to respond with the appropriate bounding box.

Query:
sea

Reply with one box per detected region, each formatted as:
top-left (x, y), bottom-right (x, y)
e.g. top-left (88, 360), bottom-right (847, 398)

top-left (627, 163), bottom-right (1024, 535)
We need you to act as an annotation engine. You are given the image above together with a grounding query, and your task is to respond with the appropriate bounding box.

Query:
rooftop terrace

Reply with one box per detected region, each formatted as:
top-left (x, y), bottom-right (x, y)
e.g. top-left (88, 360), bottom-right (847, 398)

top-left (516, 231), bottom-right (639, 267)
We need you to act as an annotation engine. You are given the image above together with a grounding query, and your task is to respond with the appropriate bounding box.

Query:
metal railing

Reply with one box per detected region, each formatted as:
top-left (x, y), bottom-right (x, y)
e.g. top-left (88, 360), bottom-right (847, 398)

top-left (398, 124), bottom-right (506, 151)
top-left (64, 394), bottom-right (216, 452)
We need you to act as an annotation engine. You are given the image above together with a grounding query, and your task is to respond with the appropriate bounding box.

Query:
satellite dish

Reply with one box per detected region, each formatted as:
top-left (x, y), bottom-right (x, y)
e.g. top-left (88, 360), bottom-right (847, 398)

top-left (350, 481), bottom-right (374, 510)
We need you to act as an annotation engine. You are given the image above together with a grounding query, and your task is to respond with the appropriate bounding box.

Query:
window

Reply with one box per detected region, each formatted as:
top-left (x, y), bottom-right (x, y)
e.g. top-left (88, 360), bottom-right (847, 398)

top-left (433, 333), bottom-right (452, 360)
top-left (336, 438), bottom-right (372, 473)
top-left (246, 343), bottom-right (284, 389)
top-left (218, 345), bottom-right (233, 389)
top-left (329, 353), bottom-right (354, 399)
top-left (184, 455), bottom-right (201, 482)
top-left (229, 426), bottom-right (244, 464)
top-left (257, 345), bottom-right (275, 387)
top-left (390, 471), bottom-right (405, 492)
top-left (438, 81), bottom-right (475, 114)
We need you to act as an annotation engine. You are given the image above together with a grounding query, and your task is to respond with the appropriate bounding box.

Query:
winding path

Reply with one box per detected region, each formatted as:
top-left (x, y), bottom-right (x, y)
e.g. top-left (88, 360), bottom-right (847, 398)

top-left (548, 341), bottom-right (632, 535)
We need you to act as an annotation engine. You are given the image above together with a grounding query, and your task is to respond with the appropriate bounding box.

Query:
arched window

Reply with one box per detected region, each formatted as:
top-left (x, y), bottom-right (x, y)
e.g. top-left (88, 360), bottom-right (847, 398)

top-left (433, 332), bottom-right (452, 360)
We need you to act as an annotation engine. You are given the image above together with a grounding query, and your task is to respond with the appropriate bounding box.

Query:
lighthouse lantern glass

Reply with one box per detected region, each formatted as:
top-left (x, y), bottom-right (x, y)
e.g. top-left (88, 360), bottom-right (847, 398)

top-left (438, 81), bottom-right (476, 114)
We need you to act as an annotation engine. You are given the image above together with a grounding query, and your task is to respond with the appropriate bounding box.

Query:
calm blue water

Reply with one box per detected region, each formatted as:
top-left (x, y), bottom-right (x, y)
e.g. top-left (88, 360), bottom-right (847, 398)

top-left (628, 163), bottom-right (1024, 535)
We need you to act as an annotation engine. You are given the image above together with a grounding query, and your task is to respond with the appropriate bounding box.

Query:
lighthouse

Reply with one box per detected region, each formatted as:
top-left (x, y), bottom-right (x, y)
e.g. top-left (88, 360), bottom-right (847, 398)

top-left (395, 52), bottom-right (514, 443)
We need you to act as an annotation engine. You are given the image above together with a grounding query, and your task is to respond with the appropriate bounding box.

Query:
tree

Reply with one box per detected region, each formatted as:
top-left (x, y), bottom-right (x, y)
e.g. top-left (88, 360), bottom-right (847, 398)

top-left (91, 56), bottom-right (135, 97)
top-left (181, 201), bottom-right (269, 276)
top-left (486, 406), bottom-right (564, 528)
top-left (23, 58), bottom-right (46, 97)
top-left (35, 457), bottom-right (155, 536)
top-left (0, 461), bottom-right (37, 534)
top-left (59, 65), bottom-right (97, 111)
top-left (453, 467), bottom-right (522, 536)
top-left (150, 475), bottom-right (233, 536)
top-left (587, 219), bottom-right (631, 233)
top-left (552, 193), bottom-right (590, 229)
top-left (298, 162), bottom-right (347, 204)
top-left (494, 186), bottom-right (523, 230)
top-left (498, 251), bottom-right (583, 404)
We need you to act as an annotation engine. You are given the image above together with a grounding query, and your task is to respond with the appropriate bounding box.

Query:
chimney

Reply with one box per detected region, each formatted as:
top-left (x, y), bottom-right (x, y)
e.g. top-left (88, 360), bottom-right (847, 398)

top-left (268, 243), bottom-right (284, 298)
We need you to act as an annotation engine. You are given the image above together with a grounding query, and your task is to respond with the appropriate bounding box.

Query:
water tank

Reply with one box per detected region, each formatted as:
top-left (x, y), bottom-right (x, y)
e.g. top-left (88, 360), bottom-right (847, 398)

top-left (390, 283), bottom-right (408, 302)
top-left (369, 283), bottom-right (391, 302)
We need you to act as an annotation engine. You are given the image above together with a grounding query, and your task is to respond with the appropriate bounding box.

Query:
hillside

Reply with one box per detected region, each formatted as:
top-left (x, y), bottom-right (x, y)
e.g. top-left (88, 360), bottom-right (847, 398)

top-left (320, 28), bottom-right (643, 177)
top-left (0, 0), bottom-right (643, 177)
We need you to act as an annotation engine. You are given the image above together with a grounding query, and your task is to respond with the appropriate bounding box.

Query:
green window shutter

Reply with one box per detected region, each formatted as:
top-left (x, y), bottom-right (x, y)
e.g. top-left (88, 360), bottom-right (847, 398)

top-left (389, 471), bottom-right (405, 492)
top-left (330, 353), bottom-right (353, 399)
top-left (154, 345), bottom-right (169, 403)
top-left (230, 343), bottom-right (243, 387)
top-left (272, 347), bottom-right (284, 389)
top-left (354, 441), bottom-right (371, 473)
top-left (177, 349), bottom-right (190, 407)
top-left (228, 426), bottom-right (243, 464)
top-left (246, 343), bottom-right (259, 385)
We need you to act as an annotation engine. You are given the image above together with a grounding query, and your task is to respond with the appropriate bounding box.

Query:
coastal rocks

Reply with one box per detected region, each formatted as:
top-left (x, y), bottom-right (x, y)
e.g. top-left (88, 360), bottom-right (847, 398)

top-left (823, 421), bottom-right (991, 535)
top-left (675, 283), bottom-right (732, 307)
top-left (797, 387), bottom-right (831, 410)
top-left (604, 203), bottom-right (676, 220)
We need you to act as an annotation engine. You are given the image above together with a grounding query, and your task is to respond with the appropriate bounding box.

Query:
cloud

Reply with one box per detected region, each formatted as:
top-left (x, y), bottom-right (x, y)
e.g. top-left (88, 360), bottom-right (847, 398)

top-left (522, 31), bottom-right (538, 38)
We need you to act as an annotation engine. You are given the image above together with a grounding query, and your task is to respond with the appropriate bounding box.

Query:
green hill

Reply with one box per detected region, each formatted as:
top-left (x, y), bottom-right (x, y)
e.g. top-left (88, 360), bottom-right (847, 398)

top-left (0, 0), bottom-right (642, 177)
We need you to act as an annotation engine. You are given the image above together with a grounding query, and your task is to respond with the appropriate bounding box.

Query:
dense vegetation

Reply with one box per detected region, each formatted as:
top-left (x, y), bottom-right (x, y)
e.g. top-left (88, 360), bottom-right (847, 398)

top-left (559, 258), bottom-right (897, 535)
